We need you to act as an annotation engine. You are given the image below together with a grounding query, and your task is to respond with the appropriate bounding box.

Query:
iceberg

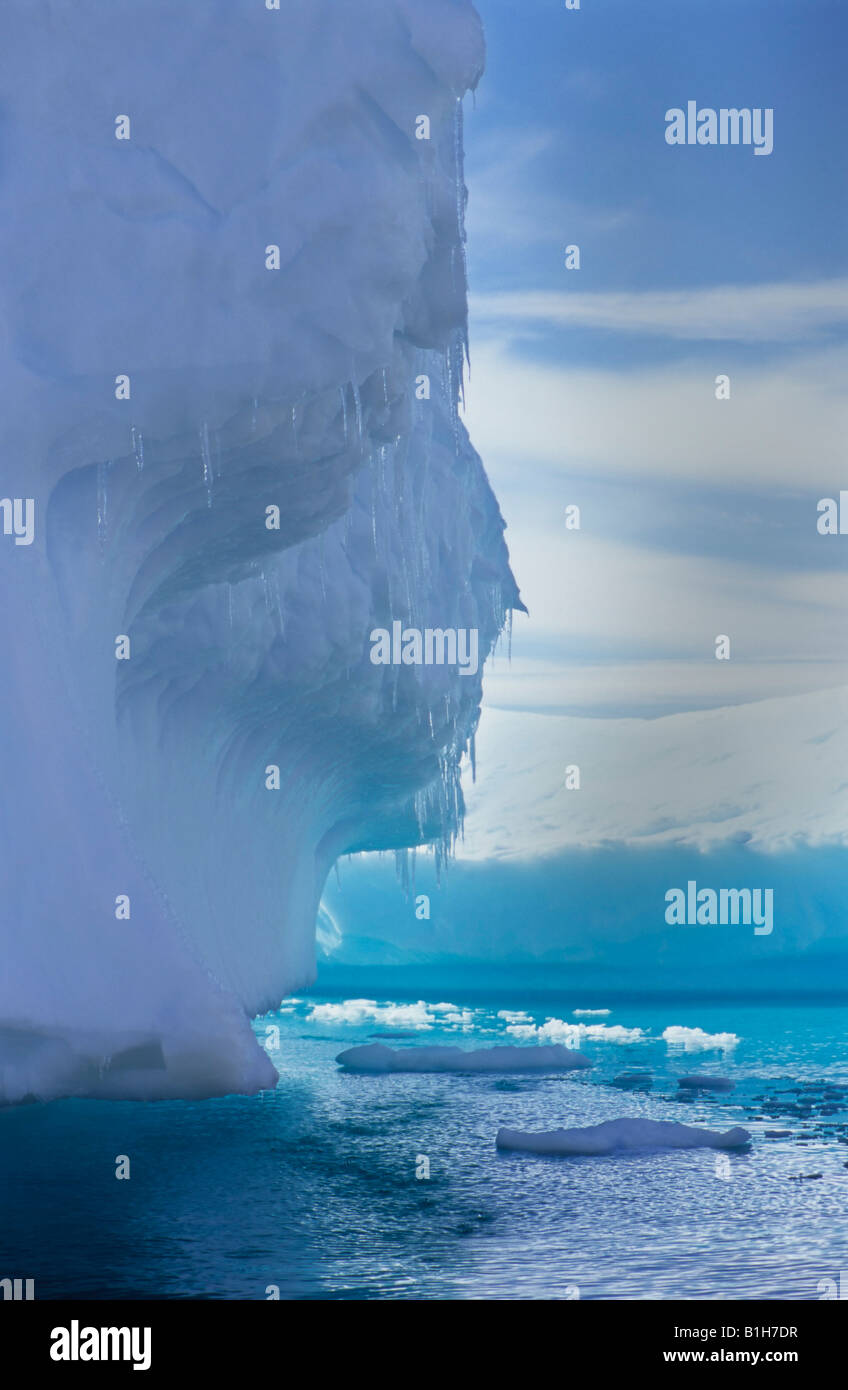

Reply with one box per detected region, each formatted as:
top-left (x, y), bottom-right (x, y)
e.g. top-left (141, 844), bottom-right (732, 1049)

top-left (496, 1118), bottom-right (752, 1155)
top-left (336, 1043), bottom-right (592, 1073)
top-left (0, 1), bottom-right (520, 1101)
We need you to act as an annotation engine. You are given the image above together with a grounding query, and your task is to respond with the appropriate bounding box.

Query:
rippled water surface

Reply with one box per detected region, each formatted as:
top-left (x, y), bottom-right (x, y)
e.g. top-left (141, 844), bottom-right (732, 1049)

top-left (2, 988), bottom-right (847, 1299)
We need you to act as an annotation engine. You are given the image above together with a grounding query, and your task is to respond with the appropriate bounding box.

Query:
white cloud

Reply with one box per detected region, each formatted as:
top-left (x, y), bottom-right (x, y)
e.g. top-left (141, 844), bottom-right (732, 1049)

top-left (506, 1019), bottom-right (645, 1045)
top-left (465, 127), bottom-right (635, 248)
top-left (466, 329), bottom-right (848, 710)
top-left (496, 534), bottom-right (848, 656)
top-left (464, 339), bottom-right (848, 492)
top-left (481, 654), bottom-right (848, 716)
top-left (471, 279), bottom-right (848, 342)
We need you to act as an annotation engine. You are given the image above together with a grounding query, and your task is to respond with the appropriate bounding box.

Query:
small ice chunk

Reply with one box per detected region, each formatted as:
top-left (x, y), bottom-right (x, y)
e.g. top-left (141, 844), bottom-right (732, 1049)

top-left (336, 1043), bottom-right (592, 1073)
top-left (496, 1117), bottom-right (751, 1155)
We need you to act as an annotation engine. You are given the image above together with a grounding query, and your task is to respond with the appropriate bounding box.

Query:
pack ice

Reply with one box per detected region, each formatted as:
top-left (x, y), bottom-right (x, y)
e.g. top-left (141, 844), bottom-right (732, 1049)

top-left (0, 0), bottom-right (520, 1101)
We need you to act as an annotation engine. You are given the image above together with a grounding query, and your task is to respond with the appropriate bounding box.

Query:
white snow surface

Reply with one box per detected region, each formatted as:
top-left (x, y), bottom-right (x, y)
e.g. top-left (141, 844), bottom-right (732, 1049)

top-left (462, 690), bottom-right (848, 860)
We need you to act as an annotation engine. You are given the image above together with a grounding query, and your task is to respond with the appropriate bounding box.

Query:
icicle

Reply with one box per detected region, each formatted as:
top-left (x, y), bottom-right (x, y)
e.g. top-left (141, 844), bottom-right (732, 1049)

top-left (453, 97), bottom-right (466, 243)
top-left (273, 571), bottom-right (285, 635)
top-left (96, 460), bottom-right (110, 549)
top-left (339, 385), bottom-right (349, 444)
top-left (444, 337), bottom-right (464, 456)
top-left (199, 421), bottom-right (213, 507)
top-left (258, 567), bottom-right (282, 635)
top-left (318, 534), bottom-right (327, 604)
top-left (453, 96), bottom-right (469, 309)
top-left (413, 788), bottom-right (427, 841)
top-left (394, 848), bottom-right (411, 898)
top-left (370, 468), bottom-right (378, 552)
top-left (352, 380), bottom-right (363, 440)
top-left (130, 425), bottom-right (144, 473)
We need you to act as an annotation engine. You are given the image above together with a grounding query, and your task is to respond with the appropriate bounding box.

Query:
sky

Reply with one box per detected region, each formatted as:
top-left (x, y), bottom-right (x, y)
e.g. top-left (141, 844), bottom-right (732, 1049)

top-left (461, 0), bottom-right (848, 717)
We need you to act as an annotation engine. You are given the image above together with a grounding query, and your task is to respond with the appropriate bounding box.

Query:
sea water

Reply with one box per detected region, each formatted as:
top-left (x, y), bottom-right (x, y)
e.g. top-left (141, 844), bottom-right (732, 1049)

top-left (1, 971), bottom-right (847, 1301)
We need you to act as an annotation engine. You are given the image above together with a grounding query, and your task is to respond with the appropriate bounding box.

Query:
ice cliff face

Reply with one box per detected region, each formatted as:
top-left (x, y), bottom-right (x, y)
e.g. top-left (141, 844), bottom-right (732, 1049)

top-left (0, 0), bottom-right (520, 1100)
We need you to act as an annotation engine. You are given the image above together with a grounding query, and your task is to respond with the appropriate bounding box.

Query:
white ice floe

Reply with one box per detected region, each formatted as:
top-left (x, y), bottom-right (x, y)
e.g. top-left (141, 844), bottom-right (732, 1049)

top-left (506, 1020), bottom-right (644, 1046)
top-left (336, 1043), bottom-right (592, 1073)
top-left (496, 1118), bottom-right (751, 1155)
top-left (307, 1000), bottom-right (436, 1030)
top-left (663, 1026), bottom-right (739, 1052)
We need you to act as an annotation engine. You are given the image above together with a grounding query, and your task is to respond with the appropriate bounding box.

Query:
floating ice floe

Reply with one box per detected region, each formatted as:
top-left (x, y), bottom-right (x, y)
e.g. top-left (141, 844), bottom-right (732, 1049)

top-left (495, 1118), bottom-right (751, 1155)
top-left (678, 1074), bottom-right (735, 1092)
top-left (663, 1026), bottom-right (739, 1052)
top-left (308, 1000), bottom-right (436, 1029)
top-left (336, 1043), bottom-right (592, 1073)
top-left (507, 1020), bottom-right (644, 1046)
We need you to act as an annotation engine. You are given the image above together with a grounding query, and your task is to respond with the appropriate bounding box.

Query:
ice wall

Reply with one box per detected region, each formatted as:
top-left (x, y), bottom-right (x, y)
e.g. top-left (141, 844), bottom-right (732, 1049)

top-left (0, 0), bottom-right (520, 1100)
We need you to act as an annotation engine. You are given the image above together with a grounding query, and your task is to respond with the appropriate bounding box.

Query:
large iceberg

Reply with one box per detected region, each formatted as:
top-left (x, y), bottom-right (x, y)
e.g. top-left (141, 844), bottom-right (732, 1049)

top-left (0, 0), bottom-right (520, 1100)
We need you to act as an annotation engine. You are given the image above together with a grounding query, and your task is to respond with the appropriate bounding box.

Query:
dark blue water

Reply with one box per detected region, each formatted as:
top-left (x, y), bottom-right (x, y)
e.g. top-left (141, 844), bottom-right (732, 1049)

top-left (2, 978), bottom-right (847, 1300)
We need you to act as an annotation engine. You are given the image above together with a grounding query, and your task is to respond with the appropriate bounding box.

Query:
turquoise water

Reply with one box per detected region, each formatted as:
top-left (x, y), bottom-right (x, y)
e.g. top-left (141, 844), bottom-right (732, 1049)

top-left (2, 981), bottom-right (848, 1300)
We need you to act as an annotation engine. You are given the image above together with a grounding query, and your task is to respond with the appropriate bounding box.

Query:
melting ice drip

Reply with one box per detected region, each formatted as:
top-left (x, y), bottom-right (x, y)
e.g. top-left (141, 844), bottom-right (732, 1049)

top-left (0, 0), bottom-right (520, 1101)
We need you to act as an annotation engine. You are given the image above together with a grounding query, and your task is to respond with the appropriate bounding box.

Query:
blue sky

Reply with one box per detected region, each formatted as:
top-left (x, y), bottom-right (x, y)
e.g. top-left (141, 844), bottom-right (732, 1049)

top-left (461, 0), bottom-right (848, 717)
top-left (467, 0), bottom-right (848, 298)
